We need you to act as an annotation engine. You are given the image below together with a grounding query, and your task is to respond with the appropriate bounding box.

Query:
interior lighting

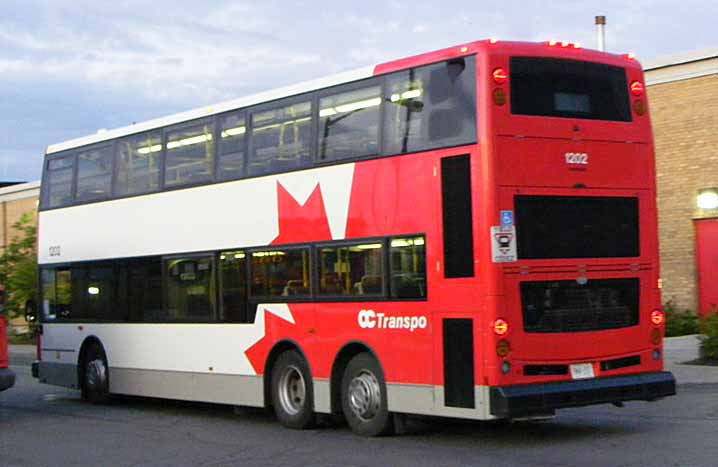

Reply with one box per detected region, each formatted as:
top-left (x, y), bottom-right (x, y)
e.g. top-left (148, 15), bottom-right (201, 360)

top-left (136, 144), bottom-right (162, 155)
top-left (221, 126), bottom-right (246, 138)
top-left (697, 188), bottom-right (718, 210)
top-left (390, 89), bottom-right (423, 102)
top-left (252, 251), bottom-right (286, 257)
top-left (87, 286), bottom-right (100, 295)
top-left (167, 133), bottom-right (213, 149)
top-left (390, 238), bottom-right (425, 247)
top-left (354, 243), bottom-right (383, 250)
top-left (319, 97), bottom-right (381, 117)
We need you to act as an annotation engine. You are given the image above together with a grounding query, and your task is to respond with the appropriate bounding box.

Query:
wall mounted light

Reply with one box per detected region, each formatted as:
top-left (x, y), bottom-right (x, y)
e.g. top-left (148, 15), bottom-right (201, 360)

top-left (697, 188), bottom-right (718, 210)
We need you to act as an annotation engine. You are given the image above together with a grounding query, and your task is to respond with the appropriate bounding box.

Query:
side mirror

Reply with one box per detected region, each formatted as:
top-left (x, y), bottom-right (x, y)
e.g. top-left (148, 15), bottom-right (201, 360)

top-left (24, 300), bottom-right (37, 324)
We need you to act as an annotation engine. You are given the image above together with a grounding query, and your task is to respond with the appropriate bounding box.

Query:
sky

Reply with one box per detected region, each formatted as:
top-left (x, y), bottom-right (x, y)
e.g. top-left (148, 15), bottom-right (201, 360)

top-left (1, 0), bottom-right (716, 181)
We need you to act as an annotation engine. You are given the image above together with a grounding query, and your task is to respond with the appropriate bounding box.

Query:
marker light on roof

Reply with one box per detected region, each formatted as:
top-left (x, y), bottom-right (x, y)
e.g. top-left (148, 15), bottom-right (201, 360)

top-left (561, 41), bottom-right (570, 47)
top-left (460, 46), bottom-right (469, 53)
top-left (548, 40), bottom-right (558, 46)
top-left (626, 52), bottom-right (636, 59)
top-left (489, 38), bottom-right (498, 44)
top-left (573, 43), bottom-right (581, 49)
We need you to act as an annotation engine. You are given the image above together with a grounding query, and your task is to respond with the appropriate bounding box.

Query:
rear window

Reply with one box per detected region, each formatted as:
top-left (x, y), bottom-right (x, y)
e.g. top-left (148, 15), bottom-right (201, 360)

top-left (510, 57), bottom-right (631, 122)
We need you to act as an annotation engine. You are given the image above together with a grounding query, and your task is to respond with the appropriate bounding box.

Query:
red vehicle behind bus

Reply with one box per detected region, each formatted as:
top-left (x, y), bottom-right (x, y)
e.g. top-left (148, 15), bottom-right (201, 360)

top-left (34, 39), bottom-right (674, 436)
top-left (0, 315), bottom-right (15, 392)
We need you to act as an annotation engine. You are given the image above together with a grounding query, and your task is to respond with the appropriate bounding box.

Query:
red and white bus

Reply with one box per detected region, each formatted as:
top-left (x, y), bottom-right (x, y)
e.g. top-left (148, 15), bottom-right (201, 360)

top-left (32, 39), bottom-right (675, 436)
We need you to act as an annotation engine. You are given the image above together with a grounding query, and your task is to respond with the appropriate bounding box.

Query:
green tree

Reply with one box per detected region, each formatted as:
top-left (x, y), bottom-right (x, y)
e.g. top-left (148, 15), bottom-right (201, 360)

top-left (0, 212), bottom-right (37, 319)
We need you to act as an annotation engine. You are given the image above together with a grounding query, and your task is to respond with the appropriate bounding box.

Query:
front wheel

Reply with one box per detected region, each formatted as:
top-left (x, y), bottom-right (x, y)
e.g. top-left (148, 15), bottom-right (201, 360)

top-left (81, 344), bottom-right (109, 404)
top-left (270, 350), bottom-right (315, 429)
top-left (341, 353), bottom-right (393, 436)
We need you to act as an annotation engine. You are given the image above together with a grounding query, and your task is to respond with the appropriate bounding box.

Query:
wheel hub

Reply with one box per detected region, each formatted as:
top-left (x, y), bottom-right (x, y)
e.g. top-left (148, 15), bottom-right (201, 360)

top-left (347, 370), bottom-right (381, 422)
top-left (278, 365), bottom-right (306, 416)
top-left (86, 358), bottom-right (107, 390)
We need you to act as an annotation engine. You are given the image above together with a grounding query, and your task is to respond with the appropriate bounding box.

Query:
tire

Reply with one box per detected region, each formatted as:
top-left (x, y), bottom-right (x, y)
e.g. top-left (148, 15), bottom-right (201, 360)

top-left (81, 343), bottom-right (110, 404)
top-left (270, 350), bottom-right (314, 429)
top-left (341, 353), bottom-right (393, 437)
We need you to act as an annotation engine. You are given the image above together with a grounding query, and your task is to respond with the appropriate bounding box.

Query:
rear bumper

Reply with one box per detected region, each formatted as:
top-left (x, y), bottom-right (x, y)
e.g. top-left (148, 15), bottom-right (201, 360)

top-left (0, 367), bottom-right (15, 391)
top-left (490, 371), bottom-right (676, 418)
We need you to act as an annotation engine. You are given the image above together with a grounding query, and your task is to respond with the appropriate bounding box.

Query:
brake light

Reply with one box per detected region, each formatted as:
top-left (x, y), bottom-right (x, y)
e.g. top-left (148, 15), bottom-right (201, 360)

top-left (492, 318), bottom-right (509, 336)
top-left (630, 81), bottom-right (644, 96)
top-left (651, 309), bottom-right (665, 326)
top-left (492, 68), bottom-right (507, 84)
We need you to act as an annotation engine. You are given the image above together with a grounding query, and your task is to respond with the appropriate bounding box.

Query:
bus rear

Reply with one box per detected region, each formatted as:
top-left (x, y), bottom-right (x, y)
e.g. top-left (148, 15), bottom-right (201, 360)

top-left (479, 41), bottom-right (675, 417)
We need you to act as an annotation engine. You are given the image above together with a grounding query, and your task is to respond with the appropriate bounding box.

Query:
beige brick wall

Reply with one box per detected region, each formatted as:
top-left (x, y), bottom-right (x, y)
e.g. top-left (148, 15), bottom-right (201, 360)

top-left (648, 74), bottom-right (718, 311)
top-left (0, 196), bottom-right (38, 253)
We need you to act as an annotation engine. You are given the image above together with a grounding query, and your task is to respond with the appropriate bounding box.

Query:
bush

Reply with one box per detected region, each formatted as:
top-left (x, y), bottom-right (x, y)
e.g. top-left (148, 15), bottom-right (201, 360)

top-left (663, 301), bottom-right (700, 337)
top-left (699, 312), bottom-right (718, 363)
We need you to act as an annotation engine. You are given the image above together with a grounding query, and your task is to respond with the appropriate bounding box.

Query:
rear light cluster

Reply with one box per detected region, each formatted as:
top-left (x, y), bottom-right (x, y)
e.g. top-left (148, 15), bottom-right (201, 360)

top-left (650, 309), bottom-right (664, 346)
top-left (492, 319), bottom-right (511, 371)
top-left (492, 67), bottom-right (508, 106)
top-left (630, 79), bottom-right (647, 116)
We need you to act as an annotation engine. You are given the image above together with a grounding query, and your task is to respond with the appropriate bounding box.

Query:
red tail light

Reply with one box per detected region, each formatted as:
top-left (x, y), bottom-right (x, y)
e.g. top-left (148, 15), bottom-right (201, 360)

top-left (630, 81), bottom-right (644, 96)
top-left (651, 309), bottom-right (665, 326)
top-left (492, 68), bottom-right (507, 84)
top-left (492, 318), bottom-right (509, 336)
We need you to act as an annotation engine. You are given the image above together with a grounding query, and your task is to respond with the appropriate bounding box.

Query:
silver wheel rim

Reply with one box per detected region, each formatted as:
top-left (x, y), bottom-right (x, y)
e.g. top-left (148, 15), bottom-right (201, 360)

top-left (347, 370), bottom-right (381, 422)
top-left (86, 358), bottom-right (107, 391)
top-left (278, 365), bottom-right (306, 416)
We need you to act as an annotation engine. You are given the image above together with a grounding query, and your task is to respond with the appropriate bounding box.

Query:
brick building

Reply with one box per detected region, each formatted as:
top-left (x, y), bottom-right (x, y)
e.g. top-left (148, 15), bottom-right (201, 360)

top-left (645, 48), bottom-right (718, 313)
top-left (0, 181), bottom-right (40, 333)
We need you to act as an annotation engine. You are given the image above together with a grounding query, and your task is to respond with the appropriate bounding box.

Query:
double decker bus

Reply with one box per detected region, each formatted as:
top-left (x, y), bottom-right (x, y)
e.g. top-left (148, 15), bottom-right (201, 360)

top-left (32, 39), bottom-right (675, 436)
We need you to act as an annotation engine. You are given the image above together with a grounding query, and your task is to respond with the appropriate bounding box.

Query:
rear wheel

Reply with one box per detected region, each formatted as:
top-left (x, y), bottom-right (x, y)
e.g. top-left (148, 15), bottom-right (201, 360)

top-left (81, 344), bottom-right (109, 404)
top-left (271, 350), bottom-right (314, 429)
top-left (341, 353), bottom-right (393, 436)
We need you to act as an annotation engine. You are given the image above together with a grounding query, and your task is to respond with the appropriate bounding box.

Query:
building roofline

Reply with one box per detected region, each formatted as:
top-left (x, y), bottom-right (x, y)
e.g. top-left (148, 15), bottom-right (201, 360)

top-left (0, 180), bottom-right (41, 197)
top-left (644, 47), bottom-right (718, 71)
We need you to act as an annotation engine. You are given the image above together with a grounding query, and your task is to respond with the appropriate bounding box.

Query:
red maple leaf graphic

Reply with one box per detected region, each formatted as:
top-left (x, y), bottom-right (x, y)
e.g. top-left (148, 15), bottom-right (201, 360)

top-left (270, 181), bottom-right (333, 245)
top-left (244, 305), bottom-right (305, 375)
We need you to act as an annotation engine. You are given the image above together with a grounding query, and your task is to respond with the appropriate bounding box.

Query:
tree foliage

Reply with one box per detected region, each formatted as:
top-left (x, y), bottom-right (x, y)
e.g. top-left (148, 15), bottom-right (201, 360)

top-left (0, 212), bottom-right (37, 318)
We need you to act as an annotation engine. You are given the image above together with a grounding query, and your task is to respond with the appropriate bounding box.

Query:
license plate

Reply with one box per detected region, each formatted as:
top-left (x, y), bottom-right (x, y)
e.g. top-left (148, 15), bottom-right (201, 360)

top-left (570, 363), bottom-right (595, 380)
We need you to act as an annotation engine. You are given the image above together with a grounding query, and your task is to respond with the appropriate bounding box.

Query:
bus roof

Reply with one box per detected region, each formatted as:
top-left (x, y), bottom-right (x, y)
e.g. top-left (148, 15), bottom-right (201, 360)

top-left (45, 39), bottom-right (639, 156)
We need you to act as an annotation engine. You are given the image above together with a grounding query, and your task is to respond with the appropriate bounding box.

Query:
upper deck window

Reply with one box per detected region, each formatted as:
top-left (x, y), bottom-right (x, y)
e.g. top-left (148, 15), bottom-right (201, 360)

top-left (510, 57), bottom-right (631, 122)
top-left (44, 156), bottom-right (75, 208)
top-left (319, 84), bottom-right (381, 161)
top-left (384, 56), bottom-right (476, 154)
top-left (165, 120), bottom-right (215, 188)
top-left (116, 131), bottom-right (162, 196)
top-left (250, 101), bottom-right (313, 177)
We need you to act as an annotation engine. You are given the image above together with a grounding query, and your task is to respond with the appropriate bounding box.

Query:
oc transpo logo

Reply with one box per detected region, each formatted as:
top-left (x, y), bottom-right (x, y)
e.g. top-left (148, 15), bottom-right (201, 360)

top-left (357, 309), bottom-right (428, 332)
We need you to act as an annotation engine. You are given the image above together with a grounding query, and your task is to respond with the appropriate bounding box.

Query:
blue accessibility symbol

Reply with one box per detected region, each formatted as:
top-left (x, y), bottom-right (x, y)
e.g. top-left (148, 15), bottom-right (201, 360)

top-left (500, 210), bottom-right (513, 227)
